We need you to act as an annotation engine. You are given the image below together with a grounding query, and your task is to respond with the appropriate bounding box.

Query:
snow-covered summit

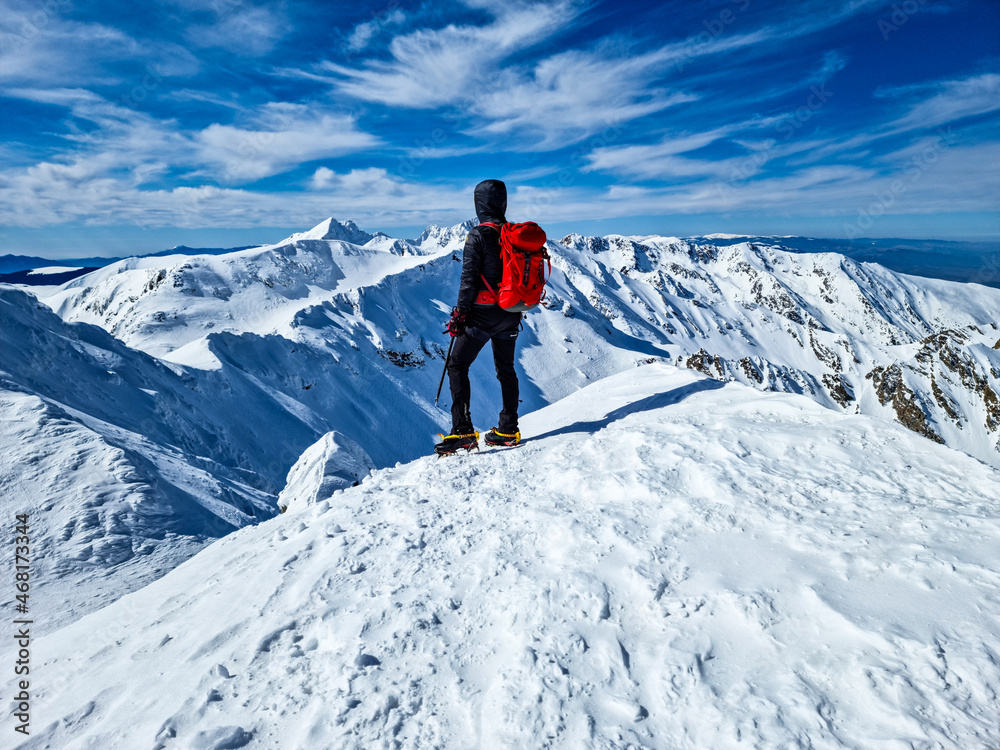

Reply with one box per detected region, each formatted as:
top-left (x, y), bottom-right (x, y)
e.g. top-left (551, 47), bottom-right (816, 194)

top-left (16, 365), bottom-right (1000, 749)
top-left (700, 232), bottom-right (749, 240)
top-left (284, 217), bottom-right (374, 245)
top-left (411, 220), bottom-right (476, 251)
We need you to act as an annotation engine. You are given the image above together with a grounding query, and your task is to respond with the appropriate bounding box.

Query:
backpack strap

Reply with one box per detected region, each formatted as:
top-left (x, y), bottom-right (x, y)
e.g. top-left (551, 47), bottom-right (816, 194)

top-left (475, 223), bottom-right (504, 305)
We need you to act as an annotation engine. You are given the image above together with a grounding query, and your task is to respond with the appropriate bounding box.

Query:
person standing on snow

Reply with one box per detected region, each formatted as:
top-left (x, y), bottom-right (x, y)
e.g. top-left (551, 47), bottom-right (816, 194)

top-left (435, 179), bottom-right (523, 455)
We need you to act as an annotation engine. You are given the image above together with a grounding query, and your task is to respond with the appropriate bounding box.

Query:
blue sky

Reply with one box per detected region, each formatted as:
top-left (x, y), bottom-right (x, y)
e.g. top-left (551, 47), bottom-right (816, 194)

top-left (1, 0), bottom-right (998, 257)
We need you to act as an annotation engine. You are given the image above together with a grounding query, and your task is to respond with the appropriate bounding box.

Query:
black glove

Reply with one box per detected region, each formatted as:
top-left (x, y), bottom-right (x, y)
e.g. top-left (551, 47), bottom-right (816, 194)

top-left (445, 307), bottom-right (467, 337)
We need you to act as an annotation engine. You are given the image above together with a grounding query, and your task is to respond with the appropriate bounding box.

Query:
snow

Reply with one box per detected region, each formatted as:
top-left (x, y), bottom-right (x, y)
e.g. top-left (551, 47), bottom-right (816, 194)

top-left (4, 216), bottom-right (999, 748)
top-left (0, 287), bottom-right (307, 628)
top-left (5, 212), bottom-right (1000, 745)
top-left (277, 431), bottom-right (375, 513)
top-left (27, 266), bottom-right (84, 275)
top-left (159, 336), bottom-right (223, 370)
top-left (285, 217), bottom-right (374, 245)
top-left (10, 364), bottom-right (999, 749)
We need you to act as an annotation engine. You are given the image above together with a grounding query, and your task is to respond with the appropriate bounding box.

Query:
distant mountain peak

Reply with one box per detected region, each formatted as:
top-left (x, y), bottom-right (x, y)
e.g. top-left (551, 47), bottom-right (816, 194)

top-left (414, 220), bottom-right (476, 245)
top-left (287, 218), bottom-right (374, 245)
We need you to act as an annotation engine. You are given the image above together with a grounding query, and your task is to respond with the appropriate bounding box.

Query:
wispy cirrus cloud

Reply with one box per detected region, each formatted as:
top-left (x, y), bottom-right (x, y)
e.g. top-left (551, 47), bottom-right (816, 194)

top-left (323, 1), bottom-right (586, 108)
top-left (316, 0), bottom-right (878, 154)
top-left (473, 46), bottom-right (698, 149)
top-left (163, 88), bottom-right (244, 110)
top-left (577, 46), bottom-right (850, 183)
top-left (0, 5), bottom-right (198, 87)
top-left (184, 5), bottom-right (288, 57)
top-left (345, 8), bottom-right (406, 52)
top-left (879, 73), bottom-right (1000, 134)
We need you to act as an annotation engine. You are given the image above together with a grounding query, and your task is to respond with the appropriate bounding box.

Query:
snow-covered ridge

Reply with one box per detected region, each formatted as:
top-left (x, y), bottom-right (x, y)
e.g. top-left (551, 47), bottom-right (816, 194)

top-left (44, 217), bottom-right (461, 358)
top-left (0, 288), bottom-right (291, 629)
top-left (547, 232), bottom-right (1000, 466)
top-left (277, 431), bottom-right (375, 514)
top-left (14, 365), bottom-right (1000, 749)
top-left (27, 266), bottom-right (84, 275)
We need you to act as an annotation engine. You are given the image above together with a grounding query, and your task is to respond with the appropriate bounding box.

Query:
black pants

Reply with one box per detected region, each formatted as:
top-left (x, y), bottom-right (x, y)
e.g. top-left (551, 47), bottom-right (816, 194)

top-left (447, 306), bottom-right (521, 434)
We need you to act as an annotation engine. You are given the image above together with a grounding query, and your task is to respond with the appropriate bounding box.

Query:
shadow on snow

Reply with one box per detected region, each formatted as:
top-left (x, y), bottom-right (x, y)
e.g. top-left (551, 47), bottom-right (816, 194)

top-left (524, 377), bottom-right (726, 444)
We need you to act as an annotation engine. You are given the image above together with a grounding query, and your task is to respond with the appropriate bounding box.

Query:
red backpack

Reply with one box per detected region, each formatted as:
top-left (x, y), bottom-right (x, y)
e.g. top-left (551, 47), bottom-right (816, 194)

top-left (476, 221), bottom-right (550, 312)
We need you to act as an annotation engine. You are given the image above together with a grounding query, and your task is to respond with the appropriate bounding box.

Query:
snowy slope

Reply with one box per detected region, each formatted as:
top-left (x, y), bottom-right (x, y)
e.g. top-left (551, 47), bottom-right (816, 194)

top-left (9, 364), bottom-right (1000, 749)
top-left (551, 233), bottom-right (1000, 467)
top-left (0, 288), bottom-right (316, 629)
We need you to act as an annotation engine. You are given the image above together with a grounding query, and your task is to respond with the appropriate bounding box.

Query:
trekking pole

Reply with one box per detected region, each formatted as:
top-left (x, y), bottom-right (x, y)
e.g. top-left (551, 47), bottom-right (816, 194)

top-left (434, 336), bottom-right (455, 406)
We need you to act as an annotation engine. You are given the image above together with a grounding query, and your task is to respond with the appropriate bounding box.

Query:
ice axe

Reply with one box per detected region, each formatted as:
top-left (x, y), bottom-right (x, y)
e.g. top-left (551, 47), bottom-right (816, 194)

top-left (434, 336), bottom-right (455, 406)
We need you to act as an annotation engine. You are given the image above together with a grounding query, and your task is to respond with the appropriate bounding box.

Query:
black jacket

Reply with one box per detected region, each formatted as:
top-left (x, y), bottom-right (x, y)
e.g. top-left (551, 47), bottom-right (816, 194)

top-left (457, 180), bottom-right (507, 312)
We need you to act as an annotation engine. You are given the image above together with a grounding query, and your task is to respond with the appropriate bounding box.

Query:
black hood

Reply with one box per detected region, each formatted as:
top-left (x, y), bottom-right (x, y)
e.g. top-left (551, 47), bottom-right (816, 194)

top-left (474, 179), bottom-right (507, 224)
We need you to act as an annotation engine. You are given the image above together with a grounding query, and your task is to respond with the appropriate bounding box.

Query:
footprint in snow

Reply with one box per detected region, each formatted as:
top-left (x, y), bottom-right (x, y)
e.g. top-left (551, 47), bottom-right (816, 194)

top-left (186, 725), bottom-right (253, 749)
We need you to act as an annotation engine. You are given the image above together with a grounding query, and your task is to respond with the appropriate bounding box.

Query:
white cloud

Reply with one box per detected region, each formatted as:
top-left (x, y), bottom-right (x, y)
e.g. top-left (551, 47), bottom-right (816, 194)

top-left (324, 1), bottom-right (583, 108)
top-left (0, 7), bottom-right (198, 87)
top-left (193, 104), bottom-right (381, 184)
top-left (5, 87), bottom-right (191, 177)
top-left (881, 73), bottom-right (1000, 134)
top-left (473, 47), bottom-right (698, 149)
top-left (309, 166), bottom-right (412, 197)
top-left (319, 0), bottom-right (876, 151)
top-left (345, 9), bottom-right (406, 52)
top-left (811, 50), bottom-right (849, 85)
top-left (2, 137), bottom-right (997, 232)
top-left (585, 127), bottom-right (737, 175)
top-left (163, 89), bottom-right (243, 110)
top-left (583, 117), bottom-right (794, 182)
top-left (185, 5), bottom-right (287, 57)
top-left (0, 163), bottom-right (472, 230)
top-left (772, 72), bottom-right (1000, 168)
top-left (0, 89), bottom-right (385, 231)
top-left (310, 166), bottom-right (337, 190)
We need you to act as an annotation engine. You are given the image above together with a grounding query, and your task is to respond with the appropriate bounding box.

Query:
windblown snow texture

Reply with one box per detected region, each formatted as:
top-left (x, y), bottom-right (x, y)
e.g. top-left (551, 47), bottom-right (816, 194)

top-left (10, 366), bottom-right (1000, 749)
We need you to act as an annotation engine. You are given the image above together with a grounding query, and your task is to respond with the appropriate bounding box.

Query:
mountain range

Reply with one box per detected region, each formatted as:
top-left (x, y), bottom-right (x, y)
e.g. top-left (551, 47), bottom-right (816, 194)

top-left (4, 217), bottom-right (1000, 625)
top-left (2, 218), bottom-right (999, 747)
top-left (4, 233), bottom-right (999, 288)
